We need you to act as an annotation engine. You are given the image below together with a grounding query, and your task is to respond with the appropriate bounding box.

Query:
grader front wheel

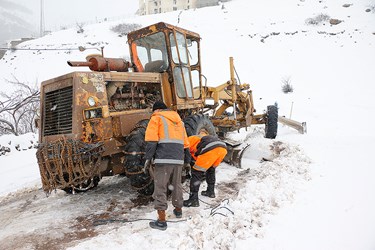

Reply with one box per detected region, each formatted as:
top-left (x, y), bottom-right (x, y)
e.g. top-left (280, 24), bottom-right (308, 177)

top-left (265, 105), bottom-right (278, 139)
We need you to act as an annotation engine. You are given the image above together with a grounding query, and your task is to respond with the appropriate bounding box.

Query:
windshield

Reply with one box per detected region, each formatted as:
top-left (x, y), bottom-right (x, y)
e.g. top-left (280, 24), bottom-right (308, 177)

top-left (132, 32), bottom-right (169, 72)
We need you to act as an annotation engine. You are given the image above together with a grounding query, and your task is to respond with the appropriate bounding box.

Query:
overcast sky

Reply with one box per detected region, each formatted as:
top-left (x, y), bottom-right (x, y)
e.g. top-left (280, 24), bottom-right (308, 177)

top-left (12, 0), bottom-right (139, 32)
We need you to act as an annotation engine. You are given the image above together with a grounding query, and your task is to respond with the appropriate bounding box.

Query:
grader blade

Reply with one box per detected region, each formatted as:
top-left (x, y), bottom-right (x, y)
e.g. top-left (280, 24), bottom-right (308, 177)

top-left (222, 138), bottom-right (251, 168)
top-left (278, 116), bottom-right (307, 134)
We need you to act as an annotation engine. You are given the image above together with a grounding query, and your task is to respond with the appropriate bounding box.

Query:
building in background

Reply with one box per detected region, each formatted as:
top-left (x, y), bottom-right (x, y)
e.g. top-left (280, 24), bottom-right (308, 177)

top-left (138, 0), bottom-right (230, 15)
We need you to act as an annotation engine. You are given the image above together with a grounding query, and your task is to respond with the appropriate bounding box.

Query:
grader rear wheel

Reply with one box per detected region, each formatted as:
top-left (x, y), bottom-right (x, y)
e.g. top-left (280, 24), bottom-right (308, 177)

top-left (184, 114), bottom-right (216, 136)
top-left (63, 176), bottom-right (101, 194)
top-left (123, 119), bottom-right (154, 196)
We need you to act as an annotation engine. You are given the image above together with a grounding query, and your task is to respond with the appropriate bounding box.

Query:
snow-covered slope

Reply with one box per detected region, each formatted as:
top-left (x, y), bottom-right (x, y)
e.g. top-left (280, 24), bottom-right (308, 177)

top-left (0, 0), bottom-right (375, 249)
top-left (0, 1), bottom-right (36, 46)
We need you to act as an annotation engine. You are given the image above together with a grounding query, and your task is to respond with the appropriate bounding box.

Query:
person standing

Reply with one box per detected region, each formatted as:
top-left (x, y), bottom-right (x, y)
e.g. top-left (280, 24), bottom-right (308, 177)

top-left (183, 133), bottom-right (227, 207)
top-left (144, 101), bottom-right (190, 230)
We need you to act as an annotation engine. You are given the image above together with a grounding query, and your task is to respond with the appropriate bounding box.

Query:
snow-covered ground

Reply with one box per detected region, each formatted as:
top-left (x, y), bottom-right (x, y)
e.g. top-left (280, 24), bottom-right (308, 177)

top-left (1, 0), bottom-right (375, 249)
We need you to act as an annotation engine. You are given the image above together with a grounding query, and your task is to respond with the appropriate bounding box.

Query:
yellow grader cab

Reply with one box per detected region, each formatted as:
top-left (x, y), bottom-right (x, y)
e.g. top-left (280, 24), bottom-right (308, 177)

top-left (36, 22), bottom-right (295, 195)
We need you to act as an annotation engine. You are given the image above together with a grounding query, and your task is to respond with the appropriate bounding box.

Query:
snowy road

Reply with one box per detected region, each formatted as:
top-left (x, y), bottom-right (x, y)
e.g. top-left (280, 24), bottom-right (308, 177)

top-left (0, 165), bottom-right (252, 249)
top-left (0, 136), bottom-right (312, 250)
top-left (0, 176), bottom-right (153, 249)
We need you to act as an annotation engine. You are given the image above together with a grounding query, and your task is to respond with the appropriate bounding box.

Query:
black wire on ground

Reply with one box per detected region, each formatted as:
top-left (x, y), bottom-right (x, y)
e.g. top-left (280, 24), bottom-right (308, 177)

top-left (182, 187), bottom-right (235, 217)
top-left (210, 199), bottom-right (235, 217)
top-left (94, 186), bottom-right (235, 226)
top-left (93, 218), bottom-right (188, 227)
top-left (182, 187), bottom-right (216, 207)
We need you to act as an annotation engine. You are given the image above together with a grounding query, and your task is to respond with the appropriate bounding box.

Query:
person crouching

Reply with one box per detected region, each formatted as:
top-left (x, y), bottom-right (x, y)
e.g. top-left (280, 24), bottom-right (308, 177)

top-left (183, 133), bottom-right (227, 207)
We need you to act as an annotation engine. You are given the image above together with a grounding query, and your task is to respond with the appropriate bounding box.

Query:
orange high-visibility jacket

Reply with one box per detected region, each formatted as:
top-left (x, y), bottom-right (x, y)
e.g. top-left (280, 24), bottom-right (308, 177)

top-left (145, 110), bottom-right (189, 165)
top-left (192, 135), bottom-right (227, 172)
top-left (188, 135), bottom-right (203, 161)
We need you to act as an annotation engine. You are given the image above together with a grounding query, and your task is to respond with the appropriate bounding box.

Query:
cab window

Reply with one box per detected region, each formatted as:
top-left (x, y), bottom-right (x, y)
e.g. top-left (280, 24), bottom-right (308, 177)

top-left (170, 31), bottom-right (193, 98)
top-left (132, 32), bottom-right (169, 72)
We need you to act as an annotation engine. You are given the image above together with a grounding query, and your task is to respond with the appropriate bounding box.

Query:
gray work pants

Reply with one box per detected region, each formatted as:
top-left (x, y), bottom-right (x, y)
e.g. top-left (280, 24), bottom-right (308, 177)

top-left (153, 164), bottom-right (183, 210)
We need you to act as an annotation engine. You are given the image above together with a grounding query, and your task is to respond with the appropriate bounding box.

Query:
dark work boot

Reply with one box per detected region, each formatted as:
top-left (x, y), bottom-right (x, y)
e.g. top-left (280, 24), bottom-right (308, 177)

top-left (201, 184), bottom-right (215, 198)
top-left (183, 192), bottom-right (199, 207)
top-left (149, 210), bottom-right (167, 230)
top-left (173, 207), bottom-right (182, 218)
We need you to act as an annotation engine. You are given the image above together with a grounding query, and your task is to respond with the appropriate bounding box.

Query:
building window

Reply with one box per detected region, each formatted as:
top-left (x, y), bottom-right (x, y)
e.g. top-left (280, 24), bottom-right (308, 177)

top-left (173, 7), bottom-right (177, 10)
top-left (173, 0), bottom-right (177, 5)
top-left (154, 9), bottom-right (158, 14)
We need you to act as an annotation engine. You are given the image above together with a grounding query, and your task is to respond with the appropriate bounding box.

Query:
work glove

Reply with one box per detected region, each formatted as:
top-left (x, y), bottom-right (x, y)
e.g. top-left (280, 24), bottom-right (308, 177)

top-left (183, 163), bottom-right (191, 178)
top-left (143, 159), bottom-right (151, 174)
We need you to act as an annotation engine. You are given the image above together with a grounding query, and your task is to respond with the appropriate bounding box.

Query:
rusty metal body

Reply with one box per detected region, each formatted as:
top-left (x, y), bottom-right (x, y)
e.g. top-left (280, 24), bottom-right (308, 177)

top-left (37, 71), bottom-right (164, 191)
top-left (36, 22), bottom-right (305, 194)
top-left (67, 57), bottom-right (130, 72)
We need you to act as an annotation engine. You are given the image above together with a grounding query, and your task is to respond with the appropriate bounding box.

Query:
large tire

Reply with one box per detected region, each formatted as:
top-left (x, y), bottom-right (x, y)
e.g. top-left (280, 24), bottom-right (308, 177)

top-left (265, 105), bottom-right (278, 139)
top-left (123, 120), bottom-right (154, 196)
top-left (183, 114), bottom-right (215, 182)
top-left (63, 176), bottom-right (101, 194)
top-left (184, 114), bottom-right (216, 136)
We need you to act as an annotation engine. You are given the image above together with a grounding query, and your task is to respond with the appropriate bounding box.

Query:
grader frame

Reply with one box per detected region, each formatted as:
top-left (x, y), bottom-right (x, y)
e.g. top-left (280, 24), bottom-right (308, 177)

top-left (36, 22), bottom-right (301, 194)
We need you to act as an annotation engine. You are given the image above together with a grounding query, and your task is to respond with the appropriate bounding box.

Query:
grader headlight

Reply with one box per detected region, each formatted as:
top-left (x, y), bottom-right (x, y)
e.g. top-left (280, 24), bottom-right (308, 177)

top-left (84, 108), bottom-right (103, 120)
top-left (87, 96), bottom-right (96, 107)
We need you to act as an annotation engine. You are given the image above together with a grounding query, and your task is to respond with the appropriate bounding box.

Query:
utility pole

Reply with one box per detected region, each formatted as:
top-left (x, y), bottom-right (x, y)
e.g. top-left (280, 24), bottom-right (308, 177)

top-left (40, 0), bottom-right (45, 37)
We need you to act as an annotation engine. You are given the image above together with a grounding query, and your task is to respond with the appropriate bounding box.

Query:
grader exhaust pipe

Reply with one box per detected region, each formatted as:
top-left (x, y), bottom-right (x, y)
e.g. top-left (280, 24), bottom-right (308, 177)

top-left (67, 56), bottom-right (130, 72)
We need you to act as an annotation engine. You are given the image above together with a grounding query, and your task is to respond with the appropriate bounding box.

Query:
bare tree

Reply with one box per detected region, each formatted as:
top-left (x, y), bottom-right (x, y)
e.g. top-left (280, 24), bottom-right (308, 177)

top-left (0, 77), bottom-right (40, 135)
top-left (76, 22), bottom-right (85, 33)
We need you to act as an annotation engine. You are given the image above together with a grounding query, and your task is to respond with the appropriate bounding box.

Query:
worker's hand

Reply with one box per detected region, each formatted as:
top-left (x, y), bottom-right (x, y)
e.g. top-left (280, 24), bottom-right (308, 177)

top-left (183, 163), bottom-right (191, 178)
top-left (143, 159), bottom-right (151, 174)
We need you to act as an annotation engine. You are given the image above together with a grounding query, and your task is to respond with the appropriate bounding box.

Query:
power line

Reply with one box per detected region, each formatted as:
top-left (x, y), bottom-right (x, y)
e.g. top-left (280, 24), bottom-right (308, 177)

top-left (0, 47), bottom-right (101, 51)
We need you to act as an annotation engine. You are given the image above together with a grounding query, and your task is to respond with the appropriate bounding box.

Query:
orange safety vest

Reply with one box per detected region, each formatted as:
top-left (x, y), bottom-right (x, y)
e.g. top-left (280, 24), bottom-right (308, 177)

top-left (193, 147), bottom-right (227, 172)
top-left (191, 135), bottom-right (227, 172)
top-left (145, 110), bottom-right (189, 165)
top-left (188, 135), bottom-right (203, 161)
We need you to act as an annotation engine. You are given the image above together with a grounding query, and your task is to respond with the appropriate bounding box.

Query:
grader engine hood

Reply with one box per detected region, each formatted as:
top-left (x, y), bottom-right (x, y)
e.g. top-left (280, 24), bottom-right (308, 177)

top-left (37, 69), bottom-right (163, 194)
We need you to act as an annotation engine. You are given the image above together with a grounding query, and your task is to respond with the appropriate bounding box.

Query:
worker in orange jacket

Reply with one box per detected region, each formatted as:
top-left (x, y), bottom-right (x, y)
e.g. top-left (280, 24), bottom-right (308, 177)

top-left (144, 101), bottom-right (190, 230)
top-left (183, 130), bottom-right (227, 207)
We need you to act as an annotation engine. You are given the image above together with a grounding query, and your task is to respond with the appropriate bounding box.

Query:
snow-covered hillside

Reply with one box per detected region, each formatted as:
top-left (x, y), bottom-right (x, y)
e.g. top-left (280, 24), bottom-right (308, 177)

top-left (1, 0), bottom-right (375, 249)
top-left (0, 1), bottom-right (36, 46)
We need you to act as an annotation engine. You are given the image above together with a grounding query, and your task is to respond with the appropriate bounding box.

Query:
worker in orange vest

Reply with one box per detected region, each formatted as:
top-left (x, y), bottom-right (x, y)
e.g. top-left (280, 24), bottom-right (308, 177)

top-left (144, 101), bottom-right (190, 230)
top-left (183, 129), bottom-right (227, 207)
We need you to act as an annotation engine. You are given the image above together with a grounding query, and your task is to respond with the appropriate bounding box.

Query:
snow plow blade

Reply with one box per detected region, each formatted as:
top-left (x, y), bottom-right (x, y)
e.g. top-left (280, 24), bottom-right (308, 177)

top-left (222, 138), bottom-right (250, 168)
top-left (278, 116), bottom-right (307, 134)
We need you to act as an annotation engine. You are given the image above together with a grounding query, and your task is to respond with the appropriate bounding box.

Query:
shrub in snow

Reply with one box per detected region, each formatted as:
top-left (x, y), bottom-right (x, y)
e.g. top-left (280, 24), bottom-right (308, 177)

top-left (110, 23), bottom-right (142, 37)
top-left (281, 76), bottom-right (294, 94)
top-left (305, 13), bottom-right (330, 25)
top-left (76, 22), bottom-right (85, 34)
top-left (366, 5), bottom-right (375, 13)
top-left (329, 18), bottom-right (342, 25)
top-left (0, 145), bottom-right (11, 155)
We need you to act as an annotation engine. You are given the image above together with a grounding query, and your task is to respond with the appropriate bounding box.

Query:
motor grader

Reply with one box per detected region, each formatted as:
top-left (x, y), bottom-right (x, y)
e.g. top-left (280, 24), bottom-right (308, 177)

top-left (36, 22), bottom-right (281, 195)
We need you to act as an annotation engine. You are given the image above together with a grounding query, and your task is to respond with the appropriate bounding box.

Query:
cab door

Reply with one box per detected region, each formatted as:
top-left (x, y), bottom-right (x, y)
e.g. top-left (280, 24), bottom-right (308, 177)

top-left (169, 31), bottom-right (197, 108)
